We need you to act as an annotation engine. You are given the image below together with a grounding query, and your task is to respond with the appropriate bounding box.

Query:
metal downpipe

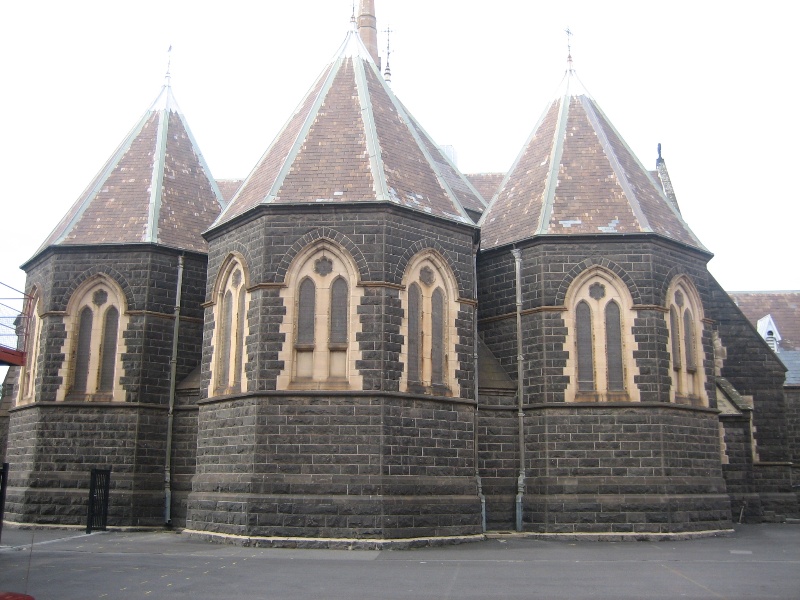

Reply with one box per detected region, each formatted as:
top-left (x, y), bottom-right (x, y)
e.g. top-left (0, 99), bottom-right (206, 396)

top-left (164, 254), bottom-right (184, 525)
top-left (512, 248), bottom-right (525, 532)
top-left (472, 235), bottom-right (486, 532)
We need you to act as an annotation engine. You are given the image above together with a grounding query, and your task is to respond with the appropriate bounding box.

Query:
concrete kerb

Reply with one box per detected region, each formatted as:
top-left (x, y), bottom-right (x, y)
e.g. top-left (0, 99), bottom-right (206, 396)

top-left (183, 529), bottom-right (486, 550)
top-left (486, 528), bottom-right (735, 542)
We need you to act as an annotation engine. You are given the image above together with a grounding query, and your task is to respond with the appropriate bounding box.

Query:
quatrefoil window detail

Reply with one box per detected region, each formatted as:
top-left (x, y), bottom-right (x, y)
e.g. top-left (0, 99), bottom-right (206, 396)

top-left (588, 282), bottom-right (606, 300)
top-left (314, 257), bottom-right (333, 277)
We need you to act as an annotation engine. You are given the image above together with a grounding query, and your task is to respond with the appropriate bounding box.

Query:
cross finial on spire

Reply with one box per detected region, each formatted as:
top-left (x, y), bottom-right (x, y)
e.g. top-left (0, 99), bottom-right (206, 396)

top-left (351, 1), bottom-right (356, 28)
top-left (165, 44), bottom-right (172, 87)
top-left (383, 26), bottom-right (393, 83)
top-left (565, 27), bottom-right (574, 74)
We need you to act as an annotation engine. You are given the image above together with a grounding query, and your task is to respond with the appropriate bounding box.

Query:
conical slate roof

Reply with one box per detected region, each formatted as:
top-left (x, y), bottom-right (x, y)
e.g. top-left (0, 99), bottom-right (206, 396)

top-left (34, 83), bottom-right (225, 258)
top-left (213, 29), bottom-right (484, 229)
top-left (479, 75), bottom-right (706, 252)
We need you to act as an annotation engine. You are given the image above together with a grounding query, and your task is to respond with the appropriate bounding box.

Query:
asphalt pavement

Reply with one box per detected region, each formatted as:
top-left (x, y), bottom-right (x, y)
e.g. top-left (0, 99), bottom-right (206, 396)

top-left (1, 524), bottom-right (799, 599)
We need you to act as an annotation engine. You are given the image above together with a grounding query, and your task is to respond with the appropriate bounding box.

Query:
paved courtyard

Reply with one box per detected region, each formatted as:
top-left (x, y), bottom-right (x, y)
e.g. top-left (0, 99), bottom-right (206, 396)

top-left (1, 524), bottom-right (799, 599)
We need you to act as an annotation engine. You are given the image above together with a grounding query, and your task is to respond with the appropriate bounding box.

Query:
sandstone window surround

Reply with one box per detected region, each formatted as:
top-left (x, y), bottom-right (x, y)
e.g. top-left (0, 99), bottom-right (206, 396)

top-left (277, 241), bottom-right (363, 391)
top-left (666, 276), bottom-right (708, 406)
top-left (58, 276), bottom-right (129, 402)
top-left (564, 267), bottom-right (640, 402)
top-left (210, 254), bottom-right (250, 396)
top-left (399, 251), bottom-right (459, 397)
top-left (16, 290), bottom-right (43, 405)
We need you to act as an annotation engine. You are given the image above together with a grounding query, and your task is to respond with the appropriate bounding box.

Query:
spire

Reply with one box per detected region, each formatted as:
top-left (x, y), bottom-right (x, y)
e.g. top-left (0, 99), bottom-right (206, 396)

top-left (32, 82), bottom-right (224, 259)
top-left (479, 49), bottom-right (706, 252)
top-left (357, 0), bottom-right (380, 68)
top-left (213, 28), bottom-right (485, 230)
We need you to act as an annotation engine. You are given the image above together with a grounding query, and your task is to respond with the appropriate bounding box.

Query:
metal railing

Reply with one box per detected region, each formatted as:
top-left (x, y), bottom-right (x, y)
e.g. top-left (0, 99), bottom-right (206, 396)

top-left (0, 282), bottom-right (31, 367)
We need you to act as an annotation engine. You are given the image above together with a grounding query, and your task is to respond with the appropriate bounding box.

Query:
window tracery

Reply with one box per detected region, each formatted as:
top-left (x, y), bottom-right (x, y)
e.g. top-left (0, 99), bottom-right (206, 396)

top-left (276, 242), bottom-right (362, 390)
top-left (400, 252), bottom-right (459, 396)
top-left (211, 255), bottom-right (250, 395)
top-left (564, 268), bottom-right (639, 402)
top-left (666, 277), bottom-right (707, 405)
top-left (16, 291), bottom-right (43, 405)
top-left (59, 277), bottom-right (128, 402)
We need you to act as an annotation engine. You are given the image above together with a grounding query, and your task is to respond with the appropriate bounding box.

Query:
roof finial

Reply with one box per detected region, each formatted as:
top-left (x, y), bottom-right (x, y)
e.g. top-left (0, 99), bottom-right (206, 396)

top-left (165, 44), bottom-right (172, 87)
top-left (350, 1), bottom-right (356, 28)
top-left (383, 26), bottom-right (393, 83)
top-left (565, 27), bottom-right (574, 75)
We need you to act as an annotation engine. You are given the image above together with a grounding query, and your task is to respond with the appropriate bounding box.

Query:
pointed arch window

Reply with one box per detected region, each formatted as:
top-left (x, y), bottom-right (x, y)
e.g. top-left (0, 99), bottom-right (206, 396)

top-left (211, 257), bottom-right (250, 395)
top-left (401, 254), bottom-right (458, 396)
top-left (667, 280), bottom-right (706, 405)
top-left (61, 279), bottom-right (127, 402)
top-left (566, 271), bottom-right (638, 402)
top-left (328, 276), bottom-right (349, 379)
top-left (605, 301), bottom-right (624, 391)
top-left (576, 301), bottom-right (594, 391)
top-left (17, 293), bottom-right (43, 405)
top-left (407, 283), bottom-right (422, 384)
top-left (276, 243), bottom-right (362, 391)
top-left (295, 277), bottom-right (316, 379)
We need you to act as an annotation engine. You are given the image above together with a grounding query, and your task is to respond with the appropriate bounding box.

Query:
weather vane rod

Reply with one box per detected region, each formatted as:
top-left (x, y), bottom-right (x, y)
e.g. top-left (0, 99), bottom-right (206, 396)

top-left (565, 27), bottom-right (574, 74)
top-left (165, 44), bottom-right (172, 86)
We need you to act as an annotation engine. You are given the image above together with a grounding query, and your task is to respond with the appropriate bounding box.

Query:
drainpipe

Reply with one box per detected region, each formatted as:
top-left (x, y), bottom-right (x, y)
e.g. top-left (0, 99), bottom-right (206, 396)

top-left (512, 248), bottom-right (525, 532)
top-left (472, 234), bottom-right (486, 532)
top-left (164, 254), bottom-right (184, 525)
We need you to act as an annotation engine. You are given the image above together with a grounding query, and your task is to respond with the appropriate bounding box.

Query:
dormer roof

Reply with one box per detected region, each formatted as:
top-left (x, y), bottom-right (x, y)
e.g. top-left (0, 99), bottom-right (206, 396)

top-left (212, 29), bottom-right (484, 230)
top-left (32, 84), bottom-right (224, 259)
top-left (479, 74), bottom-right (706, 252)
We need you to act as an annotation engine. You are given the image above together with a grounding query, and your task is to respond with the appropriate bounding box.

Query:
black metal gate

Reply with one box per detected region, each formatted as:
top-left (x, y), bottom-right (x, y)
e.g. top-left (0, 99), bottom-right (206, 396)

top-left (86, 468), bottom-right (111, 534)
top-left (0, 462), bottom-right (8, 543)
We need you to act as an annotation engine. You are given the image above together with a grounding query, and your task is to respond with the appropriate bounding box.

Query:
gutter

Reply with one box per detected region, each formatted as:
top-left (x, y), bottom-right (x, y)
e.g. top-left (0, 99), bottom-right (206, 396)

top-left (164, 254), bottom-right (184, 525)
top-left (512, 248), bottom-right (526, 532)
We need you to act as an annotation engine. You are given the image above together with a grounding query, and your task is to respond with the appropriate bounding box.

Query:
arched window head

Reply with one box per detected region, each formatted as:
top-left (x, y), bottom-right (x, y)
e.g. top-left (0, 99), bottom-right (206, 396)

top-left (211, 256), bottom-right (250, 396)
top-left (666, 278), bottom-right (707, 406)
top-left (276, 241), bottom-right (363, 391)
top-left (565, 269), bottom-right (638, 402)
top-left (17, 292), bottom-right (43, 405)
top-left (59, 277), bottom-right (128, 402)
top-left (400, 252), bottom-right (460, 397)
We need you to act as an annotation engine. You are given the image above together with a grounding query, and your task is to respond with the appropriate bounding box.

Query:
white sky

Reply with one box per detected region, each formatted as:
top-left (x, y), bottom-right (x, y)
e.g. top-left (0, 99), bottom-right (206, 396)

top-left (0, 1), bottom-right (798, 383)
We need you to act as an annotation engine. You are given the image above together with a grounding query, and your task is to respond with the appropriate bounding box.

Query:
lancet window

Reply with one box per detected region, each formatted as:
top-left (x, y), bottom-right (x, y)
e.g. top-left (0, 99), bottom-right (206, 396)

top-left (211, 255), bottom-right (249, 395)
top-left (401, 252), bottom-right (459, 396)
top-left (61, 278), bottom-right (127, 402)
top-left (666, 277), bottom-right (707, 405)
top-left (277, 242), bottom-right (362, 390)
top-left (565, 269), bottom-right (638, 402)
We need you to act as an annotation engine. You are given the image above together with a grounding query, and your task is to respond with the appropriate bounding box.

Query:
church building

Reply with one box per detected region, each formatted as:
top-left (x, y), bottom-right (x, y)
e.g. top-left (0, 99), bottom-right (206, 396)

top-left (1, 2), bottom-right (797, 545)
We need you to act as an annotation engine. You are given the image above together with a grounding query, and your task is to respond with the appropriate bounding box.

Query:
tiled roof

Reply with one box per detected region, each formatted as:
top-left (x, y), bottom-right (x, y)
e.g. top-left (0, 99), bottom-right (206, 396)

top-left (479, 84), bottom-right (706, 251)
top-left (213, 29), bottom-right (477, 229)
top-left (35, 85), bottom-right (224, 256)
top-left (466, 173), bottom-right (505, 204)
top-left (728, 291), bottom-right (800, 385)
top-left (216, 179), bottom-right (243, 203)
top-left (728, 291), bottom-right (800, 351)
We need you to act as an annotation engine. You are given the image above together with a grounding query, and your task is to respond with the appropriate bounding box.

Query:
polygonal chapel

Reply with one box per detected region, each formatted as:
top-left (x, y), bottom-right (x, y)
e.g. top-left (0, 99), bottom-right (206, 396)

top-left (1, 1), bottom-right (797, 544)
